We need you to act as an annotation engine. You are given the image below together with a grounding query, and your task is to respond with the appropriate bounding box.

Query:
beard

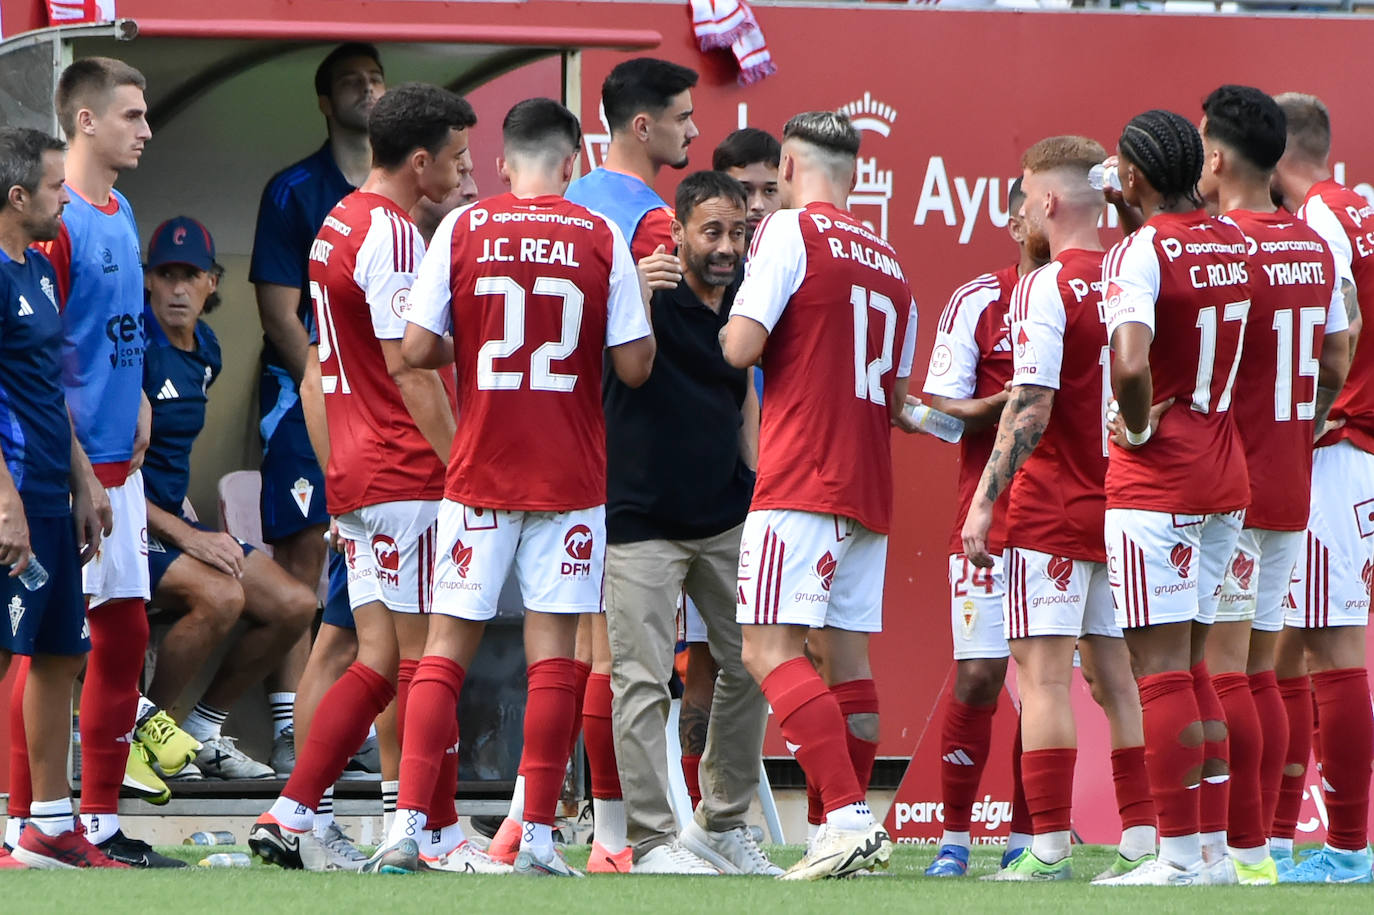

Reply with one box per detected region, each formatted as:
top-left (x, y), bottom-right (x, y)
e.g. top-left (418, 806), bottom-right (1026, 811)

top-left (1025, 227), bottom-right (1051, 263)
top-left (684, 246), bottom-right (739, 287)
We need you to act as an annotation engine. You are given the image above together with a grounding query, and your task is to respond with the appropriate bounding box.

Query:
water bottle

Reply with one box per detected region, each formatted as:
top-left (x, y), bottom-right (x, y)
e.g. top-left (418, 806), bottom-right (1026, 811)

top-left (1089, 163), bottom-right (1122, 193)
top-left (185, 830), bottom-right (236, 846)
top-left (199, 853), bottom-right (251, 868)
top-left (903, 402), bottom-right (965, 444)
top-left (12, 554), bottom-right (48, 591)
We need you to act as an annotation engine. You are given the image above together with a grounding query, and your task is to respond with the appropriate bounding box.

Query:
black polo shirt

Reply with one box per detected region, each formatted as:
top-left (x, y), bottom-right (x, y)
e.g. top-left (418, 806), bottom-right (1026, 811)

top-left (605, 276), bottom-right (754, 544)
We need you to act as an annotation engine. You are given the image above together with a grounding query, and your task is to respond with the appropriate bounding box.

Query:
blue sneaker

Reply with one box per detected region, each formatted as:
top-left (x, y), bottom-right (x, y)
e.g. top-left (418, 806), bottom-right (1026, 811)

top-left (924, 844), bottom-right (970, 877)
top-left (1271, 846), bottom-right (1294, 876)
top-left (1001, 845), bottom-right (1029, 869)
top-left (1278, 846), bottom-right (1373, 884)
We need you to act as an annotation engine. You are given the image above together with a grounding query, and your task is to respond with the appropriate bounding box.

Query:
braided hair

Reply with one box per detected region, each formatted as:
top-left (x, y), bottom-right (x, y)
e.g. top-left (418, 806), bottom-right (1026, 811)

top-left (1119, 110), bottom-right (1205, 208)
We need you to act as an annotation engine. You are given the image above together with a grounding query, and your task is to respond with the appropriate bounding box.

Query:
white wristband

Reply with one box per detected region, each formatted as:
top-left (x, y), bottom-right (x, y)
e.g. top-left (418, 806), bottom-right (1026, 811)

top-left (1124, 424), bottom-right (1152, 447)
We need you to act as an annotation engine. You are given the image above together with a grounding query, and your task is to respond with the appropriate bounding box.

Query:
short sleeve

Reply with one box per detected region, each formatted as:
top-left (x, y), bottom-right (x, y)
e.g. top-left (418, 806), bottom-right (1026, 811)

top-left (1011, 265), bottom-right (1067, 391)
top-left (604, 220), bottom-right (652, 347)
top-left (924, 277), bottom-right (999, 398)
top-left (1326, 272), bottom-right (1350, 334)
top-left (731, 210), bottom-right (806, 333)
top-left (408, 207), bottom-right (466, 337)
top-left (355, 208), bottom-right (426, 341)
top-left (249, 176), bottom-right (307, 288)
top-left (1302, 196), bottom-right (1356, 291)
top-left (631, 207), bottom-right (675, 262)
top-left (896, 299), bottom-right (918, 378)
top-left (1104, 226), bottom-right (1160, 340)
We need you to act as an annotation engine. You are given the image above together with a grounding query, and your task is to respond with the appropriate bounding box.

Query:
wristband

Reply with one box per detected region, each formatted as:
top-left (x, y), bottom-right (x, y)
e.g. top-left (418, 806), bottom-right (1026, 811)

top-left (1124, 424), bottom-right (1152, 447)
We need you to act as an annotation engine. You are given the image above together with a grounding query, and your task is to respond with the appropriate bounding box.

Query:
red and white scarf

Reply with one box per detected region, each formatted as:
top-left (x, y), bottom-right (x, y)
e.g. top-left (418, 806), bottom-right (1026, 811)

top-left (689, 0), bottom-right (777, 85)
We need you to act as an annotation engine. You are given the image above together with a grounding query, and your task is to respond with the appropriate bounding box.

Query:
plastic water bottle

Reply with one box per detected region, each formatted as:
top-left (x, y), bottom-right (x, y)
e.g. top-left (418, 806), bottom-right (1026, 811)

top-left (185, 831), bottom-right (236, 846)
top-left (1089, 163), bottom-right (1122, 193)
top-left (13, 554), bottom-right (48, 591)
top-left (199, 853), bottom-right (251, 868)
top-left (903, 402), bottom-right (965, 444)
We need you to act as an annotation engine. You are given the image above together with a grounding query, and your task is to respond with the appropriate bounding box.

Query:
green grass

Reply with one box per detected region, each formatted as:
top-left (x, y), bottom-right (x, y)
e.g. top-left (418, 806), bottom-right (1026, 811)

top-left (2, 844), bottom-right (1364, 914)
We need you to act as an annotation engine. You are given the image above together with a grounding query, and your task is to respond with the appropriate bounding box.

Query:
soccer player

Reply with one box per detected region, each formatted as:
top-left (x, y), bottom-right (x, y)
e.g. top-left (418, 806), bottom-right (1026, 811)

top-left (713, 127), bottom-right (781, 245)
top-left (139, 216), bottom-right (317, 779)
top-left (963, 136), bottom-right (1154, 882)
top-left (722, 111), bottom-right (918, 881)
top-left (559, 55), bottom-right (696, 871)
top-left (367, 96), bottom-right (654, 878)
top-left (249, 83), bottom-right (481, 873)
top-left (1098, 109), bottom-right (1252, 886)
top-left (1269, 91), bottom-right (1374, 884)
top-left (0, 127), bottom-right (122, 870)
top-left (250, 43), bottom-right (386, 766)
top-left (921, 177), bottom-right (1041, 877)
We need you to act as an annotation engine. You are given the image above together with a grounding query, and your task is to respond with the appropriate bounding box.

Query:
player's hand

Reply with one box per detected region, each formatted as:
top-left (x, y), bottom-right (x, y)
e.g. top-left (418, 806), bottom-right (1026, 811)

top-left (961, 499), bottom-right (995, 569)
top-left (327, 518), bottom-right (345, 554)
top-left (0, 485), bottom-right (32, 573)
top-left (1108, 397), bottom-right (1175, 450)
top-left (73, 483), bottom-right (110, 565)
top-left (893, 394), bottom-right (926, 434)
top-left (185, 529), bottom-right (245, 578)
top-left (637, 245), bottom-right (682, 291)
top-left (1316, 416), bottom-right (1345, 442)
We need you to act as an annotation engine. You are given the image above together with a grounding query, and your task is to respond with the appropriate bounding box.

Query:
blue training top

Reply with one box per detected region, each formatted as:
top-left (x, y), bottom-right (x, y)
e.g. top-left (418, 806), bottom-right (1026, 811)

top-left (141, 304), bottom-right (221, 515)
top-left (564, 167), bottom-right (665, 250)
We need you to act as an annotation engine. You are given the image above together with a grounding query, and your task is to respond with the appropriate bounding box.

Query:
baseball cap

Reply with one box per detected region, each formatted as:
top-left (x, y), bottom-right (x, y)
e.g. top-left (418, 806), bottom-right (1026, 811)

top-left (146, 216), bottom-right (216, 271)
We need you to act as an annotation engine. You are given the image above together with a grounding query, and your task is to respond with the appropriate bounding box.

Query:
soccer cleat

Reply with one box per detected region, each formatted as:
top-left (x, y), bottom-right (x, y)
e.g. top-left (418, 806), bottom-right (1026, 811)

top-left (514, 847), bottom-right (584, 877)
top-left (316, 821), bottom-right (369, 871)
top-left (1271, 846), bottom-right (1294, 876)
top-left (1278, 846), bottom-right (1374, 884)
top-left (270, 725), bottom-right (296, 776)
top-left (630, 841), bottom-right (719, 874)
top-left (1092, 857), bottom-right (1202, 886)
top-left (342, 733), bottom-right (381, 779)
top-left (982, 849), bottom-right (1072, 881)
top-left (249, 814), bottom-right (335, 871)
top-left (420, 839), bottom-right (513, 874)
top-left (1202, 855), bottom-right (1238, 885)
top-left (587, 840), bottom-right (633, 873)
top-left (1001, 844), bottom-right (1029, 869)
top-left (1093, 852), bottom-right (1155, 881)
top-left (1234, 855), bottom-right (1279, 885)
top-left (134, 708), bottom-right (201, 775)
top-left (778, 821), bottom-right (892, 881)
top-left (124, 741), bottom-right (172, 805)
top-left (923, 843), bottom-right (970, 877)
top-left (486, 817), bottom-right (521, 865)
top-left (12, 827), bottom-right (128, 869)
top-left (0, 847), bottom-right (24, 869)
top-left (97, 830), bottom-right (187, 868)
top-left (196, 736), bottom-right (275, 780)
top-left (679, 821), bottom-right (779, 875)
top-left (362, 838), bottom-right (421, 875)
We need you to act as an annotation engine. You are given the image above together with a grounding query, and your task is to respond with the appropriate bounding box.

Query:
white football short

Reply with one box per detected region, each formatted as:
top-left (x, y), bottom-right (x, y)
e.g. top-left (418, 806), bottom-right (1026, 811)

top-left (948, 553), bottom-right (1009, 660)
top-left (679, 591), bottom-right (707, 644)
top-left (736, 510), bottom-right (886, 633)
top-left (1004, 547), bottom-right (1120, 640)
top-left (84, 470), bottom-right (151, 605)
top-left (336, 500), bottom-right (440, 614)
top-left (430, 500), bottom-right (605, 621)
top-left (1288, 441), bottom-right (1374, 628)
top-left (1214, 527), bottom-right (1304, 632)
top-left (1105, 508), bottom-right (1244, 629)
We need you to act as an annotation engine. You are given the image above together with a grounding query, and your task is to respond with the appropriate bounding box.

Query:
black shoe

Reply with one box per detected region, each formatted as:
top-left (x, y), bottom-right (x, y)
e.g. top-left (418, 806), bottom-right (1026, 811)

top-left (97, 830), bottom-right (187, 867)
top-left (470, 815), bottom-right (504, 840)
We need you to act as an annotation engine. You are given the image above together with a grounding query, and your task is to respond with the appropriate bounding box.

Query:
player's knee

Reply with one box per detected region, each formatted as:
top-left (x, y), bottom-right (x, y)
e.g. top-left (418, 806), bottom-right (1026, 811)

top-left (280, 583), bottom-right (318, 632)
top-left (954, 659), bottom-right (1006, 705)
top-left (846, 711), bottom-right (879, 743)
top-left (1283, 762), bottom-right (1306, 778)
top-left (1178, 720), bottom-right (1204, 748)
top-left (194, 578), bottom-right (245, 631)
top-left (1200, 717), bottom-right (1227, 744)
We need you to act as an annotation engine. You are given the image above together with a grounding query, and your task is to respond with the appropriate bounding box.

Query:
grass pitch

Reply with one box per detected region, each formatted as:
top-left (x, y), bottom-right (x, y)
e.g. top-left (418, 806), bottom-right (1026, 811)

top-left (1, 843), bottom-right (1361, 913)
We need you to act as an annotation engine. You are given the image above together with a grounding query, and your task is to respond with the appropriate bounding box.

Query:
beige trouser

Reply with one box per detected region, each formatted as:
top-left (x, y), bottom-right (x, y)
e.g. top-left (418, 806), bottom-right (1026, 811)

top-left (604, 523), bottom-right (768, 859)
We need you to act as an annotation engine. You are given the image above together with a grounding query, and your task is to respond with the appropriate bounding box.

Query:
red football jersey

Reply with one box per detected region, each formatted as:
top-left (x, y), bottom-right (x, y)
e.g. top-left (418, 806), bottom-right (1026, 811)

top-left (311, 191), bottom-right (447, 515)
top-left (923, 265), bottom-right (1018, 554)
top-left (733, 203), bottom-right (918, 535)
top-left (407, 192), bottom-right (650, 511)
top-left (1004, 249), bottom-right (1110, 562)
top-left (1227, 209), bottom-right (1345, 530)
top-left (1102, 210), bottom-right (1251, 515)
top-left (1300, 180), bottom-right (1374, 454)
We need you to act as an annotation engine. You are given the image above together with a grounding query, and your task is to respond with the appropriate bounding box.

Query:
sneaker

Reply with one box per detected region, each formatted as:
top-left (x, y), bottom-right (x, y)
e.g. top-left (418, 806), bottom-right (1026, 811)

top-left (778, 821), bottom-right (892, 881)
top-left (362, 838), bottom-right (421, 875)
top-left (12, 826), bottom-right (128, 869)
top-left (469, 815), bottom-right (505, 840)
top-left (514, 847), bottom-right (583, 877)
top-left (97, 830), bottom-right (187, 868)
top-left (249, 814), bottom-right (335, 871)
top-left (487, 817), bottom-right (521, 865)
top-left (270, 726), bottom-right (296, 776)
top-left (124, 741), bottom-right (171, 804)
top-left (631, 841), bottom-right (719, 874)
top-left (1234, 855), bottom-right (1279, 885)
top-left (420, 839), bottom-right (513, 874)
top-left (1278, 846), bottom-right (1374, 884)
top-left (679, 821), bottom-right (778, 875)
top-left (1001, 844), bottom-right (1029, 869)
top-left (1272, 846), bottom-right (1294, 876)
top-left (164, 761), bottom-right (203, 781)
top-left (0, 847), bottom-right (24, 869)
top-left (1092, 857), bottom-right (1203, 886)
top-left (134, 709), bottom-right (201, 775)
top-left (196, 736), bottom-right (275, 779)
top-left (923, 843), bottom-right (970, 877)
top-left (342, 733), bottom-right (381, 780)
top-left (1203, 855), bottom-right (1238, 885)
top-left (316, 821), bottom-right (368, 871)
top-left (982, 850), bottom-right (1072, 881)
top-left (587, 840), bottom-right (633, 873)
top-left (1093, 852), bottom-right (1155, 881)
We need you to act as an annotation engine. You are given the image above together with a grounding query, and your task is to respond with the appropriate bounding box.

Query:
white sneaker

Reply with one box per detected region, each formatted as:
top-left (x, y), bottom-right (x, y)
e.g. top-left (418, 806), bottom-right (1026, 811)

top-left (163, 761), bottom-right (203, 781)
top-left (1093, 857), bottom-right (1203, 886)
top-left (778, 822), bottom-right (892, 881)
top-left (1203, 855), bottom-right (1238, 885)
top-left (316, 822), bottom-right (368, 871)
top-left (631, 841), bottom-right (719, 874)
top-left (421, 840), bottom-right (513, 874)
top-left (196, 736), bottom-right (274, 779)
top-left (679, 821), bottom-right (781, 876)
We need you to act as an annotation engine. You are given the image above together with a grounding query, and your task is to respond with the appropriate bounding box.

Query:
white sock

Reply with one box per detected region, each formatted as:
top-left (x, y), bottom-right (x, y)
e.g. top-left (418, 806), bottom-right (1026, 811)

top-left (425, 821), bottom-right (466, 857)
top-left (1229, 843), bottom-right (1269, 865)
top-left (824, 801), bottom-right (873, 832)
top-left (267, 693), bottom-right (295, 738)
top-left (386, 808), bottom-right (427, 847)
top-left (592, 798), bottom-right (626, 853)
top-left (312, 787), bottom-right (335, 835)
top-left (807, 822), bottom-right (821, 842)
top-left (1007, 831), bottom-right (1032, 854)
top-left (1118, 824), bottom-right (1156, 861)
top-left (521, 821), bottom-right (554, 859)
top-left (268, 797), bottom-right (314, 832)
top-left (1325, 841), bottom-right (1368, 855)
top-left (1030, 830), bottom-right (1071, 864)
top-left (183, 702), bottom-right (229, 742)
top-left (80, 812), bottom-right (119, 845)
top-left (4, 817), bottom-right (24, 848)
top-left (506, 775), bottom-right (526, 823)
top-left (1200, 830), bottom-right (1228, 864)
top-left (368, 723), bottom-right (378, 739)
top-left (1158, 833), bottom-right (1201, 868)
top-left (939, 829), bottom-right (971, 850)
top-left (135, 695), bottom-right (158, 724)
top-left (30, 799), bottom-right (74, 837)
top-left (1269, 837), bottom-right (1294, 854)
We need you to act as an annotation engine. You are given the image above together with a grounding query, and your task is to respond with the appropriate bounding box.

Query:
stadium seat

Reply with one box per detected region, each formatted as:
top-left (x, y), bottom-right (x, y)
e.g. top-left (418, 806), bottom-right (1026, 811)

top-left (218, 470), bottom-right (328, 601)
top-left (665, 698), bottom-right (784, 843)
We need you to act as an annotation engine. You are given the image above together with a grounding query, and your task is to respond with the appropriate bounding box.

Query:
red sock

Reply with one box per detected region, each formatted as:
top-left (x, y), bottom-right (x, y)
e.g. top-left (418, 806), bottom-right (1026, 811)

top-left (8, 657), bottom-right (31, 819)
top-left (1110, 745), bottom-right (1156, 829)
top-left (582, 673), bottom-right (621, 800)
top-left (284, 661), bottom-right (395, 810)
top-left (1249, 671), bottom-right (1287, 837)
top-left (831, 679), bottom-right (879, 793)
top-left (938, 698), bottom-right (997, 834)
top-left (1191, 661), bottom-right (1229, 835)
top-left (521, 658), bottom-right (578, 826)
top-left (1138, 671), bottom-right (1202, 838)
top-left (396, 658), bottom-right (418, 748)
top-left (80, 598), bottom-right (149, 814)
top-left (1213, 672), bottom-right (1264, 849)
top-left (394, 657), bottom-right (464, 815)
top-left (1273, 675), bottom-right (1313, 840)
top-left (761, 657), bottom-right (861, 814)
top-left (1010, 717), bottom-right (1031, 835)
top-left (1310, 688), bottom-right (1322, 770)
top-left (806, 780), bottom-right (823, 826)
top-left (681, 754), bottom-right (702, 810)
top-left (565, 660), bottom-right (591, 765)
top-left (1312, 668), bottom-right (1373, 851)
top-left (426, 719), bottom-right (460, 831)
top-left (1020, 747), bottom-right (1076, 835)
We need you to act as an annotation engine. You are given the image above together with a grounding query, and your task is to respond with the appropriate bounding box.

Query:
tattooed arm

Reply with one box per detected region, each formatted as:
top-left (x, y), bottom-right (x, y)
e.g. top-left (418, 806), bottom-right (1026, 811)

top-left (961, 384), bottom-right (1054, 568)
